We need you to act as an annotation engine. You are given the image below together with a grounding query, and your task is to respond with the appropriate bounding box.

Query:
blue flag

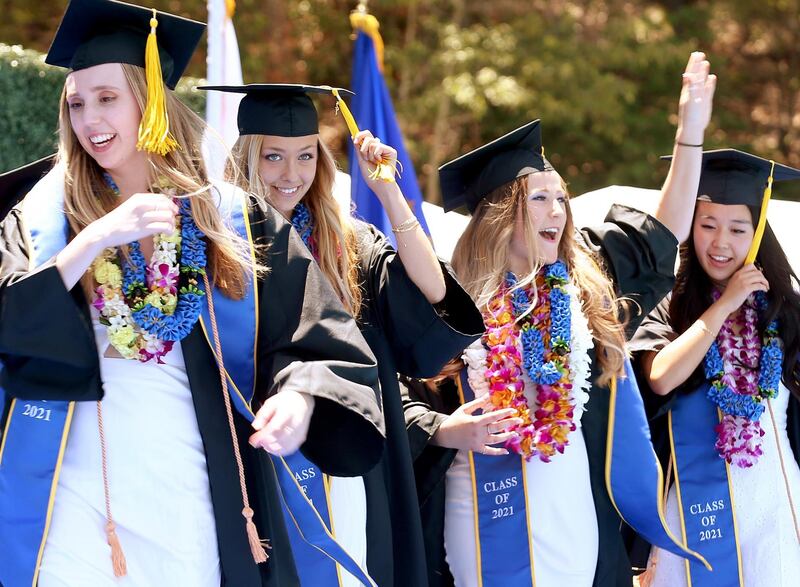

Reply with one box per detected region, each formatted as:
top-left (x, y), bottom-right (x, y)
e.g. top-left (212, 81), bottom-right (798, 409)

top-left (348, 30), bottom-right (430, 240)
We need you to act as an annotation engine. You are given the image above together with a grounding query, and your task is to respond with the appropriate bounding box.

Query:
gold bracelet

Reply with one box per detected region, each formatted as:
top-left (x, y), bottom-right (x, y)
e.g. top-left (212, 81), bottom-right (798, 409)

top-left (693, 320), bottom-right (714, 336)
top-left (392, 217), bottom-right (420, 234)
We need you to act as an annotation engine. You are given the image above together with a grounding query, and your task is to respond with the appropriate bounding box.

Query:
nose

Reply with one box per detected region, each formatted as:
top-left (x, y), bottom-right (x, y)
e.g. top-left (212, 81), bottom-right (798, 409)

top-left (550, 197), bottom-right (565, 217)
top-left (81, 101), bottom-right (102, 127)
top-left (282, 158), bottom-right (300, 183)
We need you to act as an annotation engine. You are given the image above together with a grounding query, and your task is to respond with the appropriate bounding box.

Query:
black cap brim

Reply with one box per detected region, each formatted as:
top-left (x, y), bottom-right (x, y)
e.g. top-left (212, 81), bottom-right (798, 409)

top-left (46, 0), bottom-right (205, 89)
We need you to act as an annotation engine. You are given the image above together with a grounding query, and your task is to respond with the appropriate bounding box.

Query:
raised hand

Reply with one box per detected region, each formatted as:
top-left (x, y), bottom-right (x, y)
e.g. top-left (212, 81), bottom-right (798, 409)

top-left (353, 129), bottom-right (400, 197)
top-left (87, 192), bottom-right (178, 250)
top-left (432, 395), bottom-right (523, 456)
top-left (715, 263), bottom-right (770, 315)
top-left (248, 390), bottom-right (316, 456)
top-left (677, 51), bottom-right (717, 145)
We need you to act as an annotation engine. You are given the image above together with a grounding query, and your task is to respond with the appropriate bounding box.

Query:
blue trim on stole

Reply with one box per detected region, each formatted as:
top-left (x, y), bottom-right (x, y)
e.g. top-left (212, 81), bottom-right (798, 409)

top-left (605, 358), bottom-right (708, 568)
top-left (458, 369), bottom-right (536, 586)
top-left (281, 451), bottom-right (342, 586)
top-left (668, 385), bottom-right (742, 586)
top-left (0, 177), bottom-right (375, 587)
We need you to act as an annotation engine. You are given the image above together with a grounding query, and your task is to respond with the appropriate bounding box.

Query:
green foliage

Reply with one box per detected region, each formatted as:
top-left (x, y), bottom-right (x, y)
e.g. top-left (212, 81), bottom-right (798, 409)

top-left (0, 43), bottom-right (206, 173)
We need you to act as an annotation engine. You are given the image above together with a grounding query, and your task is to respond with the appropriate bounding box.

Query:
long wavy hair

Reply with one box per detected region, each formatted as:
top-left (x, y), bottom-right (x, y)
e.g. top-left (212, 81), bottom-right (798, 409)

top-left (669, 205), bottom-right (800, 398)
top-left (227, 133), bottom-right (362, 315)
top-left (58, 63), bottom-right (251, 299)
top-left (450, 176), bottom-right (627, 386)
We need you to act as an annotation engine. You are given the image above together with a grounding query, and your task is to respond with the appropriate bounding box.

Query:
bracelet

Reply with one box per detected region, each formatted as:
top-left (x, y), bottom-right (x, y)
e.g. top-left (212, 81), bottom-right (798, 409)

top-left (392, 217), bottom-right (420, 234)
top-left (693, 320), bottom-right (714, 337)
top-left (676, 141), bottom-right (703, 148)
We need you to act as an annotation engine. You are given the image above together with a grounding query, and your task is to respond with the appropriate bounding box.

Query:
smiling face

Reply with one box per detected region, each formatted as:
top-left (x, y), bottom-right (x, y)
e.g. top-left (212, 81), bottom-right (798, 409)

top-left (64, 63), bottom-right (147, 175)
top-left (509, 170), bottom-right (568, 267)
top-left (692, 200), bottom-right (755, 285)
top-left (257, 134), bottom-right (319, 217)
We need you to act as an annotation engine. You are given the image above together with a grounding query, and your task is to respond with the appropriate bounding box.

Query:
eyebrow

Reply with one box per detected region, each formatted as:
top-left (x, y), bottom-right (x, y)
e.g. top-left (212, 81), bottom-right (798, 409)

top-left (262, 144), bottom-right (316, 153)
top-left (698, 215), bottom-right (751, 224)
top-left (66, 85), bottom-right (122, 97)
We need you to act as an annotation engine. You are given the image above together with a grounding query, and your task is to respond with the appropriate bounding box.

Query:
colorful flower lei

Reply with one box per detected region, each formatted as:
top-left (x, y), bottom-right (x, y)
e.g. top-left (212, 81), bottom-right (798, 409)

top-left (91, 175), bottom-right (207, 362)
top-left (483, 261), bottom-right (577, 462)
top-left (703, 290), bottom-right (783, 467)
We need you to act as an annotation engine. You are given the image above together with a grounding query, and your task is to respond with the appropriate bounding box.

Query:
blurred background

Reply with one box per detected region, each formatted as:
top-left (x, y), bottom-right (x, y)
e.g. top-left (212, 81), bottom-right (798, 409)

top-left (2, 0), bottom-right (799, 202)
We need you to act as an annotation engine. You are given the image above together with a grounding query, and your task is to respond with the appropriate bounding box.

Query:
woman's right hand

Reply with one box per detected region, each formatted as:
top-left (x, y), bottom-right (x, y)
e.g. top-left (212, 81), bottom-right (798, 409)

top-left (715, 264), bottom-right (769, 315)
top-left (85, 193), bottom-right (178, 249)
top-left (432, 396), bottom-right (523, 456)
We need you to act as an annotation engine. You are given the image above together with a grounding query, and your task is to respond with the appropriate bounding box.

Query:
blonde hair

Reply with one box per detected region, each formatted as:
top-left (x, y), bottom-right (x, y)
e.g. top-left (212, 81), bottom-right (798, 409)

top-left (227, 133), bottom-right (362, 315)
top-left (58, 64), bottom-right (251, 299)
top-left (451, 176), bottom-right (627, 386)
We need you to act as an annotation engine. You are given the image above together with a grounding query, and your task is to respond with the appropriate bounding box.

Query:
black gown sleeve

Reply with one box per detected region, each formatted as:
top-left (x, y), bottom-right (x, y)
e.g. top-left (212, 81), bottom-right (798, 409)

top-left (0, 208), bottom-right (101, 402)
top-left (250, 202), bottom-right (385, 477)
top-left (629, 296), bottom-right (680, 420)
top-left (578, 204), bottom-right (678, 337)
top-left (357, 222), bottom-right (484, 378)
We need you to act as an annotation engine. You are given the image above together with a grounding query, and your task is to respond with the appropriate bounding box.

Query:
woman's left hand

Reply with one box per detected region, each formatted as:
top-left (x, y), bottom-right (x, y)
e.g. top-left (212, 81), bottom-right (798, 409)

top-left (249, 390), bottom-right (315, 456)
top-left (353, 130), bottom-right (399, 197)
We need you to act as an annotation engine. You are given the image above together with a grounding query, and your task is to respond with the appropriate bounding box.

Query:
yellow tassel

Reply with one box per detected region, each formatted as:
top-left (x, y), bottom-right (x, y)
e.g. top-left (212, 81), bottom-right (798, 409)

top-left (105, 521), bottom-right (128, 578)
top-left (242, 507), bottom-right (270, 564)
top-left (745, 160), bottom-right (775, 264)
top-left (137, 9), bottom-right (179, 156)
top-left (331, 87), bottom-right (397, 184)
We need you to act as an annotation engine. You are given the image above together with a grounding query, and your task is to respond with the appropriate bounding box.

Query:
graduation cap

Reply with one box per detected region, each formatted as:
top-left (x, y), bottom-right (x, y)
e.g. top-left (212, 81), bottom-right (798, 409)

top-left (439, 120), bottom-right (554, 213)
top-left (664, 148), bottom-right (800, 262)
top-left (0, 155), bottom-right (56, 221)
top-left (197, 84), bottom-right (354, 137)
top-left (46, 0), bottom-right (206, 155)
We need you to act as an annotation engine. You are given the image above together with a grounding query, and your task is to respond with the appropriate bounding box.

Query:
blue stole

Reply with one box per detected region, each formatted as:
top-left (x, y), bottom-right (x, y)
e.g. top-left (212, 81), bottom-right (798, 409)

top-left (0, 173), bottom-right (375, 587)
top-left (456, 356), bottom-right (707, 586)
top-left (667, 385), bottom-right (742, 586)
top-left (457, 369), bottom-right (537, 586)
top-left (281, 451), bottom-right (344, 586)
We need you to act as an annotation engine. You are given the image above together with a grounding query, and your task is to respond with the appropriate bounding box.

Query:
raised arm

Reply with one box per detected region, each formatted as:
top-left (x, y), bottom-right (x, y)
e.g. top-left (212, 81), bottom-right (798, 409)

top-left (654, 52), bottom-right (716, 243)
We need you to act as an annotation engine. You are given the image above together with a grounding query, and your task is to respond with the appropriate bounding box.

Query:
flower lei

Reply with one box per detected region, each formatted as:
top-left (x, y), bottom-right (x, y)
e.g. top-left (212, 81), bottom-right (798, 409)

top-left (483, 261), bottom-right (577, 462)
top-left (91, 174), bottom-right (207, 363)
top-left (703, 290), bottom-right (783, 467)
top-left (291, 202), bottom-right (316, 256)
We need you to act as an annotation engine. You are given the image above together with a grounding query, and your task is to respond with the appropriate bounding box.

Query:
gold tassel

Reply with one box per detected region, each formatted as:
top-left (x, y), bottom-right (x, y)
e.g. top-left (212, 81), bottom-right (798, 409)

top-left (105, 521), bottom-right (128, 578)
top-left (745, 159), bottom-right (775, 264)
top-left (137, 9), bottom-right (179, 156)
top-left (243, 507), bottom-right (271, 563)
top-left (330, 87), bottom-right (397, 183)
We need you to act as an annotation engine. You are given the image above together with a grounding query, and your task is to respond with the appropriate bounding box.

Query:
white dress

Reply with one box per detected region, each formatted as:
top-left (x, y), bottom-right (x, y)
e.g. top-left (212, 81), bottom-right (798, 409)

top-left (328, 476), bottom-right (368, 587)
top-left (37, 315), bottom-right (221, 586)
top-left (444, 284), bottom-right (599, 587)
top-left (650, 382), bottom-right (800, 587)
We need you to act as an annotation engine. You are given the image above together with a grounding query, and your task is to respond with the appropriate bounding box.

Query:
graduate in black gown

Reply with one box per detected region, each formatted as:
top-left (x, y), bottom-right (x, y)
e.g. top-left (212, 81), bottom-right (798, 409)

top-left (403, 52), bottom-right (716, 587)
top-left (0, 2), bottom-right (384, 586)
top-left (198, 83), bottom-right (485, 586)
top-left (629, 150), bottom-right (800, 586)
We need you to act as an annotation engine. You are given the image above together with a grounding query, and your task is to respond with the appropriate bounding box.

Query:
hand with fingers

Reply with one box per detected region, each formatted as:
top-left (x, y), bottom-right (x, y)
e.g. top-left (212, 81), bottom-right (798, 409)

top-left (432, 395), bottom-right (523, 456)
top-left (715, 264), bottom-right (770, 316)
top-left (676, 51), bottom-right (717, 146)
top-left (353, 129), bottom-right (400, 195)
top-left (87, 193), bottom-right (178, 249)
top-left (248, 390), bottom-right (316, 456)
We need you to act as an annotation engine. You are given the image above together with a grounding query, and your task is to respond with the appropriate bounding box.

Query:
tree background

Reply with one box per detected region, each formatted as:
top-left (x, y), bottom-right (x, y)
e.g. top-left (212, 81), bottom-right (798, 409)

top-left (2, 0), bottom-right (799, 201)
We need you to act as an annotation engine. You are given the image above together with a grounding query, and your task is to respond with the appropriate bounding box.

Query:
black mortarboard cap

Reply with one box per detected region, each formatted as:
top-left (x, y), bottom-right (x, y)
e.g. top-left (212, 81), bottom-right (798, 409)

top-left (45, 0), bottom-right (206, 90)
top-left (439, 120), bottom-right (554, 213)
top-left (197, 84), bottom-right (354, 137)
top-left (662, 148), bottom-right (800, 206)
top-left (0, 155), bottom-right (56, 221)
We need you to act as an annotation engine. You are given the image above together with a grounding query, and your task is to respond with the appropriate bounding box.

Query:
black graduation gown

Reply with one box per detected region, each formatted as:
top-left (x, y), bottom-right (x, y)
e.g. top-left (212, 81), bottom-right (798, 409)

top-left (348, 221), bottom-right (484, 587)
top-left (626, 295), bottom-right (800, 569)
top-left (0, 197), bottom-right (385, 587)
top-left (403, 204), bottom-right (679, 587)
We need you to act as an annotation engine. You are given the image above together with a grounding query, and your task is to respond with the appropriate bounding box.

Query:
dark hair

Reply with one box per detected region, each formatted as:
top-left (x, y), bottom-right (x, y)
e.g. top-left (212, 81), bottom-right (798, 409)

top-left (670, 205), bottom-right (800, 399)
